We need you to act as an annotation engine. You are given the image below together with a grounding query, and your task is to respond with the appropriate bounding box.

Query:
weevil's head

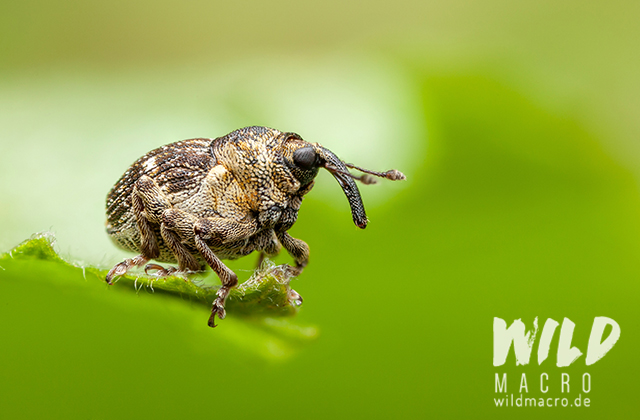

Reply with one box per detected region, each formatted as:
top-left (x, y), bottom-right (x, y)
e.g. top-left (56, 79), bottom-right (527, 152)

top-left (282, 132), bottom-right (406, 229)
top-left (217, 127), bottom-right (405, 229)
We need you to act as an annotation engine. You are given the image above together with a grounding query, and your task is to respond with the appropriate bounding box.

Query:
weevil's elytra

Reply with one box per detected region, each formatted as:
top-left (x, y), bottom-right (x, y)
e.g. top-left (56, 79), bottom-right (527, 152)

top-left (105, 126), bottom-right (406, 327)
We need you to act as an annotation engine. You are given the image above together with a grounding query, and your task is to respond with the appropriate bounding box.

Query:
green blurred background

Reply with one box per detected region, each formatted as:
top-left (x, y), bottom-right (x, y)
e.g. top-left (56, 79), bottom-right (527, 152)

top-left (1, 1), bottom-right (639, 418)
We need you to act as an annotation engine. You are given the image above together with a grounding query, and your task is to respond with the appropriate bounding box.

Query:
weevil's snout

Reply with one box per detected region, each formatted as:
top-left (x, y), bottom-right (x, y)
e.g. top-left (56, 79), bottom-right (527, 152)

top-left (287, 138), bottom-right (404, 229)
top-left (317, 147), bottom-right (369, 229)
top-left (317, 146), bottom-right (407, 229)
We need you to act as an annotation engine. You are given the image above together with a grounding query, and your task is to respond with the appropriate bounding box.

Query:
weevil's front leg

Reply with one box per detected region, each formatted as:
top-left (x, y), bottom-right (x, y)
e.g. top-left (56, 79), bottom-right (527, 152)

top-left (193, 217), bottom-right (259, 327)
top-left (277, 231), bottom-right (310, 276)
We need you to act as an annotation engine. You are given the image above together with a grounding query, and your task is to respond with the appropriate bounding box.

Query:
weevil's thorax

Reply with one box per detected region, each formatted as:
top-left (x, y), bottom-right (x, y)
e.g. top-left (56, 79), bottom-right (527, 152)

top-left (212, 127), bottom-right (309, 229)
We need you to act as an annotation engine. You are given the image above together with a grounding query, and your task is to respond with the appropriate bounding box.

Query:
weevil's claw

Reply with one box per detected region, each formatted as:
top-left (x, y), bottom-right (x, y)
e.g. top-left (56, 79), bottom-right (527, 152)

top-left (207, 312), bottom-right (217, 327)
top-left (208, 300), bottom-right (226, 328)
top-left (144, 263), bottom-right (178, 277)
top-left (144, 263), bottom-right (163, 274)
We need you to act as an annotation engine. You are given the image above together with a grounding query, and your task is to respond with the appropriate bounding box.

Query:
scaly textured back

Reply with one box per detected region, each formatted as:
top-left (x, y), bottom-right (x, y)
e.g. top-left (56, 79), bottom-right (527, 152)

top-left (105, 138), bottom-right (215, 248)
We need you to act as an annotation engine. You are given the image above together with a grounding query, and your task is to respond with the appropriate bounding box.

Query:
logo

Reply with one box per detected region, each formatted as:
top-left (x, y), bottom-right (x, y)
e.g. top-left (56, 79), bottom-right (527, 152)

top-left (492, 317), bottom-right (620, 408)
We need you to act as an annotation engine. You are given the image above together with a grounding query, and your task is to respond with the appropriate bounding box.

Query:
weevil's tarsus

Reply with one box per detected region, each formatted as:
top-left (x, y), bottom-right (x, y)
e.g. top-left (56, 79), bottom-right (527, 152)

top-left (193, 226), bottom-right (239, 328)
top-left (106, 255), bottom-right (148, 284)
top-left (208, 297), bottom-right (226, 327)
top-left (144, 263), bottom-right (178, 277)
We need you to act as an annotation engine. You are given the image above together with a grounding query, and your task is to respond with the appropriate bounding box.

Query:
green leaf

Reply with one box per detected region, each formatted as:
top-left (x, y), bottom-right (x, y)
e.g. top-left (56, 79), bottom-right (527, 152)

top-left (0, 233), bottom-right (318, 361)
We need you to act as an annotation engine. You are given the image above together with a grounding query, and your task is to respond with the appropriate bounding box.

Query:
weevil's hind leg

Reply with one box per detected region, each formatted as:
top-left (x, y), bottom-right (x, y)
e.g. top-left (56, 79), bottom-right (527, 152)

top-left (132, 189), bottom-right (161, 259)
top-left (106, 255), bottom-right (149, 284)
top-left (106, 175), bottom-right (170, 284)
top-left (138, 208), bottom-right (203, 279)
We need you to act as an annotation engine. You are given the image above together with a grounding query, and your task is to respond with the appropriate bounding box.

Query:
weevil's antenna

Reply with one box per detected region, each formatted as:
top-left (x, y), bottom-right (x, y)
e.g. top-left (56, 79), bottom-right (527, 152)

top-left (344, 163), bottom-right (407, 182)
top-left (323, 164), bottom-right (379, 185)
top-left (324, 163), bottom-right (406, 185)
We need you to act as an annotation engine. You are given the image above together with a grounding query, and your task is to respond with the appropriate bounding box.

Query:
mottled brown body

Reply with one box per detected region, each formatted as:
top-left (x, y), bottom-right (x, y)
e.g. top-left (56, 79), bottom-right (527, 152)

top-left (106, 126), bottom-right (405, 327)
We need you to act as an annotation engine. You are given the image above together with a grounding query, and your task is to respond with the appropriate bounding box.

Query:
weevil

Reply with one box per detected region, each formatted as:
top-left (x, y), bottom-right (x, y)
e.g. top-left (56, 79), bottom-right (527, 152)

top-left (105, 126), bottom-right (405, 327)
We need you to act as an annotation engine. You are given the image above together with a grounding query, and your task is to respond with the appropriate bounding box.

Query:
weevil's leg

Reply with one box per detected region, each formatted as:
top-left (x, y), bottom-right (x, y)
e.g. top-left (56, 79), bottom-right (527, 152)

top-left (106, 176), bottom-right (171, 284)
top-left (276, 231), bottom-right (310, 276)
top-left (194, 234), bottom-right (237, 328)
top-left (132, 193), bottom-right (159, 259)
top-left (264, 230), bottom-right (282, 256)
top-left (191, 217), bottom-right (259, 327)
top-left (144, 263), bottom-right (178, 277)
top-left (255, 252), bottom-right (266, 269)
top-left (160, 209), bottom-right (201, 273)
top-left (254, 231), bottom-right (281, 269)
top-left (136, 176), bottom-right (200, 277)
top-left (132, 175), bottom-right (171, 258)
top-left (134, 175), bottom-right (172, 222)
top-left (106, 255), bottom-right (149, 284)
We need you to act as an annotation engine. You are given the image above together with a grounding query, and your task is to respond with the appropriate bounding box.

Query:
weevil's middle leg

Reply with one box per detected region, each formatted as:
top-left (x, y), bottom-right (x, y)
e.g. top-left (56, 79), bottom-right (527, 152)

top-left (254, 230), bottom-right (282, 269)
top-left (194, 232), bottom-right (238, 327)
top-left (192, 217), bottom-right (258, 327)
top-left (195, 233), bottom-right (238, 327)
top-left (255, 252), bottom-right (266, 269)
top-left (144, 263), bottom-right (178, 277)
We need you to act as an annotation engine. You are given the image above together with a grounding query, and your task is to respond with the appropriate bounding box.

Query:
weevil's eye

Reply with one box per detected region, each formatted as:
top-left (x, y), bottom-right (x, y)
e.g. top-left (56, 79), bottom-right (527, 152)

top-left (292, 147), bottom-right (318, 170)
